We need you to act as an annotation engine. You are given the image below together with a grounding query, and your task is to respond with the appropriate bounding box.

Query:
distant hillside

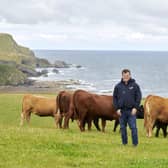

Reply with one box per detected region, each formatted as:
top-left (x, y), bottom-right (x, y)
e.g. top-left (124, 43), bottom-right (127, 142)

top-left (0, 33), bottom-right (52, 85)
top-left (0, 33), bottom-right (38, 67)
top-left (0, 33), bottom-right (73, 86)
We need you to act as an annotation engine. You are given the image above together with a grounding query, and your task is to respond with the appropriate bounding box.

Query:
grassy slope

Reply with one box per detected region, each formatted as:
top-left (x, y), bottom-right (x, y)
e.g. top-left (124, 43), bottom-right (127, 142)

top-left (0, 94), bottom-right (167, 168)
top-left (0, 33), bottom-right (36, 66)
top-left (0, 64), bottom-right (26, 85)
top-left (0, 33), bottom-right (50, 85)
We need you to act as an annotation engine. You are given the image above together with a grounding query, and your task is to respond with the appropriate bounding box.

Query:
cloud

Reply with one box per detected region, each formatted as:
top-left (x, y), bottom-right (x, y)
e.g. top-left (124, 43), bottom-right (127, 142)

top-left (0, 0), bottom-right (168, 49)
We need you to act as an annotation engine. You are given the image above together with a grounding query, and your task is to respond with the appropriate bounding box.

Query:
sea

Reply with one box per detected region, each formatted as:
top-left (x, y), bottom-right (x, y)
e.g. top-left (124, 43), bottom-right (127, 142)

top-left (33, 50), bottom-right (168, 97)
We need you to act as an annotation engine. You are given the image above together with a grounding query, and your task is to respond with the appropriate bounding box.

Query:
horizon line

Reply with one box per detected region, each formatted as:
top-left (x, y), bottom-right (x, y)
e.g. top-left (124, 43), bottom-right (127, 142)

top-left (33, 49), bottom-right (168, 52)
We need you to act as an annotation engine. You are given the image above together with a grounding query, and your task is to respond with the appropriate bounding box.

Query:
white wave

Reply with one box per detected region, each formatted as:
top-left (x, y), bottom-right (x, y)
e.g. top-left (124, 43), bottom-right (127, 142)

top-left (78, 80), bottom-right (94, 86)
top-left (97, 90), bottom-right (113, 95)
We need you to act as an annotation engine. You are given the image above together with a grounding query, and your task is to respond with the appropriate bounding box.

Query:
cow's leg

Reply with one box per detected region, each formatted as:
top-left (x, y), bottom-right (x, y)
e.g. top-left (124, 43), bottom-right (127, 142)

top-left (101, 119), bottom-right (106, 132)
top-left (20, 106), bottom-right (31, 126)
top-left (79, 117), bottom-right (86, 132)
top-left (93, 118), bottom-right (101, 131)
top-left (63, 112), bottom-right (72, 129)
top-left (162, 125), bottom-right (167, 138)
top-left (79, 120), bottom-right (84, 131)
top-left (63, 113), bottom-right (69, 129)
top-left (148, 126), bottom-right (152, 137)
top-left (26, 111), bottom-right (31, 124)
top-left (20, 111), bottom-right (26, 126)
top-left (87, 118), bottom-right (92, 131)
top-left (54, 112), bottom-right (62, 129)
top-left (83, 119), bottom-right (87, 131)
top-left (165, 125), bottom-right (168, 138)
top-left (76, 119), bottom-right (80, 127)
top-left (148, 117), bottom-right (155, 137)
top-left (54, 113), bottom-right (59, 128)
top-left (155, 126), bottom-right (160, 137)
top-left (146, 123), bottom-right (150, 137)
top-left (113, 119), bottom-right (119, 132)
top-left (59, 115), bottom-right (63, 128)
top-left (152, 122), bottom-right (156, 130)
top-left (145, 101), bottom-right (152, 137)
top-left (77, 119), bottom-right (82, 131)
top-left (146, 114), bottom-right (151, 137)
top-left (64, 107), bottom-right (74, 129)
top-left (145, 114), bottom-right (153, 137)
top-left (78, 110), bottom-right (87, 132)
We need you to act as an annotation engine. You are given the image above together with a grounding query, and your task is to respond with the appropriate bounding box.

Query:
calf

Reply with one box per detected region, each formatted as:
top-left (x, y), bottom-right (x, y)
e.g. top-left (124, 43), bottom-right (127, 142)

top-left (21, 94), bottom-right (61, 128)
top-left (144, 95), bottom-right (168, 137)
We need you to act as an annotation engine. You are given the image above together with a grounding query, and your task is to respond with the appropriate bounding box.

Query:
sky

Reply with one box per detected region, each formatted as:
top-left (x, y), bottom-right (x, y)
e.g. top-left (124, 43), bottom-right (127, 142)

top-left (0, 0), bottom-right (168, 50)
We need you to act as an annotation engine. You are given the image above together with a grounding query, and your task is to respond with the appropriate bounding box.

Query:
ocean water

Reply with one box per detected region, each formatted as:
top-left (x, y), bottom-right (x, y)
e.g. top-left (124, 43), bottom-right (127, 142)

top-left (33, 50), bottom-right (168, 97)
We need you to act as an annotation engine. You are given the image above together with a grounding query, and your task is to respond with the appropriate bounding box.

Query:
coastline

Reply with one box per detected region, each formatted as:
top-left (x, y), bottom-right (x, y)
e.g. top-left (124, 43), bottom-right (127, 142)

top-left (0, 83), bottom-right (145, 104)
top-left (0, 80), bottom-right (77, 94)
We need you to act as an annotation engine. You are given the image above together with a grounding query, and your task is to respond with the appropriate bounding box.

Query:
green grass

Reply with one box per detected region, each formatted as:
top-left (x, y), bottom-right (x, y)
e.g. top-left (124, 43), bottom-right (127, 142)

top-left (0, 94), bottom-right (168, 168)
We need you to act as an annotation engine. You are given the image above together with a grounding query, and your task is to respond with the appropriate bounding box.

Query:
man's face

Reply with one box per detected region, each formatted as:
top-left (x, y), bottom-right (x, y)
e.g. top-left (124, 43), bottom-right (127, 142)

top-left (122, 72), bottom-right (131, 83)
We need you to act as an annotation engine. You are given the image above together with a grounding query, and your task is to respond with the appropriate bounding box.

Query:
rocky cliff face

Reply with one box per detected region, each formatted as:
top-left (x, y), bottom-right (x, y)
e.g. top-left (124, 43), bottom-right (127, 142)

top-left (0, 33), bottom-right (81, 86)
top-left (0, 33), bottom-right (51, 85)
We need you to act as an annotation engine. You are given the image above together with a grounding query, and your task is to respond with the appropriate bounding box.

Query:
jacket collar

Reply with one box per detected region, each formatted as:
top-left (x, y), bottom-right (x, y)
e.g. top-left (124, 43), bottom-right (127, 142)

top-left (121, 78), bottom-right (135, 85)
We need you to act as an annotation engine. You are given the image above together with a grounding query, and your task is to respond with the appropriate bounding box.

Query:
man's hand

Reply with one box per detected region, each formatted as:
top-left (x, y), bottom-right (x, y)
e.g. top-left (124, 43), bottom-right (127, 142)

top-left (117, 109), bottom-right (121, 116)
top-left (131, 108), bottom-right (137, 116)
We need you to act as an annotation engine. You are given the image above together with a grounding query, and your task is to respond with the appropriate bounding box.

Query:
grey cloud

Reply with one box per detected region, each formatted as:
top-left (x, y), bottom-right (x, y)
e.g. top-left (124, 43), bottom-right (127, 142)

top-left (0, 0), bottom-right (166, 23)
top-left (0, 0), bottom-right (168, 37)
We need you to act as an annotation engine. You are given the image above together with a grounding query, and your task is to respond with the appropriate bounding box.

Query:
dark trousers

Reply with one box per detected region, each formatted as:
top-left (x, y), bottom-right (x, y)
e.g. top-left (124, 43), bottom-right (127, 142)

top-left (119, 109), bottom-right (138, 146)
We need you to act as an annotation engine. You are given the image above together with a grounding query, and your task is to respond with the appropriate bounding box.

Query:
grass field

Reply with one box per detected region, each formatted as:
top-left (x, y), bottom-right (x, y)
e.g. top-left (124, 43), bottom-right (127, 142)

top-left (0, 94), bottom-right (168, 168)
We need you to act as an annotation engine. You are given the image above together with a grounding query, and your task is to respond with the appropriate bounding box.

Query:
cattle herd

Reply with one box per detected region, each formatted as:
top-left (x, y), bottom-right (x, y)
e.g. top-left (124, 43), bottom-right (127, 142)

top-left (20, 90), bottom-right (168, 138)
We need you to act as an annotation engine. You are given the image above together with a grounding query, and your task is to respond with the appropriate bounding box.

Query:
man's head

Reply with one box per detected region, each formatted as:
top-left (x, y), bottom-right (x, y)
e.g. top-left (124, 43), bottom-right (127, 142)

top-left (122, 69), bottom-right (131, 83)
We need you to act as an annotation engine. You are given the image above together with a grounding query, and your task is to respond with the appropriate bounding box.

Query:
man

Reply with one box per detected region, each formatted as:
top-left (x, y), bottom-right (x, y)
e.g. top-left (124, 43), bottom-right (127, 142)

top-left (113, 69), bottom-right (142, 146)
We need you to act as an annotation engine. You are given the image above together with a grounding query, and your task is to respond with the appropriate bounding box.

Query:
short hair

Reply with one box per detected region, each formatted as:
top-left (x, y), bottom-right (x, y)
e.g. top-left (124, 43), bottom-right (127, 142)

top-left (122, 69), bottom-right (131, 75)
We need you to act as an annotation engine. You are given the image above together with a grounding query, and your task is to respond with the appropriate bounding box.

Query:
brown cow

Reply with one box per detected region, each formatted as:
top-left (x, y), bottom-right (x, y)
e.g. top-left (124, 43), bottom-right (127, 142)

top-left (56, 90), bottom-right (100, 130)
top-left (20, 94), bottom-right (61, 128)
top-left (56, 91), bottom-right (74, 129)
top-left (144, 95), bottom-right (168, 137)
top-left (72, 89), bottom-right (119, 132)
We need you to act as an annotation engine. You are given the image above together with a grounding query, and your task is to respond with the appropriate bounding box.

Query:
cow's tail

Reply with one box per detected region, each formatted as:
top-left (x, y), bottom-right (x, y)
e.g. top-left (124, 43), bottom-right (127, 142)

top-left (144, 99), bottom-right (147, 128)
top-left (72, 91), bottom-right (79, 120)
top-left (144, 96), bottom-right (154, 138)
top-left (144, 95), bottom-right (151, 128)
top-left (56, 92), bottom-right (61, 114)
top-left (55, 92), bottom-right (64, 128)
top-left (56, 91), bottom-right (65, 120)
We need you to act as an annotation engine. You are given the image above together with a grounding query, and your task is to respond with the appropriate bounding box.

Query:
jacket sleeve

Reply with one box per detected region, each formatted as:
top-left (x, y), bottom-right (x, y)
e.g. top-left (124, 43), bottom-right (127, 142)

top-left (113, 85), bottom-right (119, 111)
top-left (134, 83), bottom-right (142, 110)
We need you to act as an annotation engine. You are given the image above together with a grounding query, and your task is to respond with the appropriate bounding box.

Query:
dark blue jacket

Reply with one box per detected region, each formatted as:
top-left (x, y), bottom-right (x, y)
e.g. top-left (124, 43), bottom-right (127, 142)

top-left (113, 78), bottom-right (142, 111)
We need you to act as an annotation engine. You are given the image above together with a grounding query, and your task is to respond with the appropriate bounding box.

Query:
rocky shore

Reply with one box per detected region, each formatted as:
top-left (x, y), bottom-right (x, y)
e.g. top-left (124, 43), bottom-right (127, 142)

top-left (0, 80), bottom-right (81, 94)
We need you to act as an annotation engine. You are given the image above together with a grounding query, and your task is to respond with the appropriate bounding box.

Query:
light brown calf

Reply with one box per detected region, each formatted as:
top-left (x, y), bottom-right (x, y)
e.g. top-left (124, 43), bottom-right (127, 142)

top-left (20, 94), bottom-right (61, 128)
top-left (144, 95), bottom-right (168, 137)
